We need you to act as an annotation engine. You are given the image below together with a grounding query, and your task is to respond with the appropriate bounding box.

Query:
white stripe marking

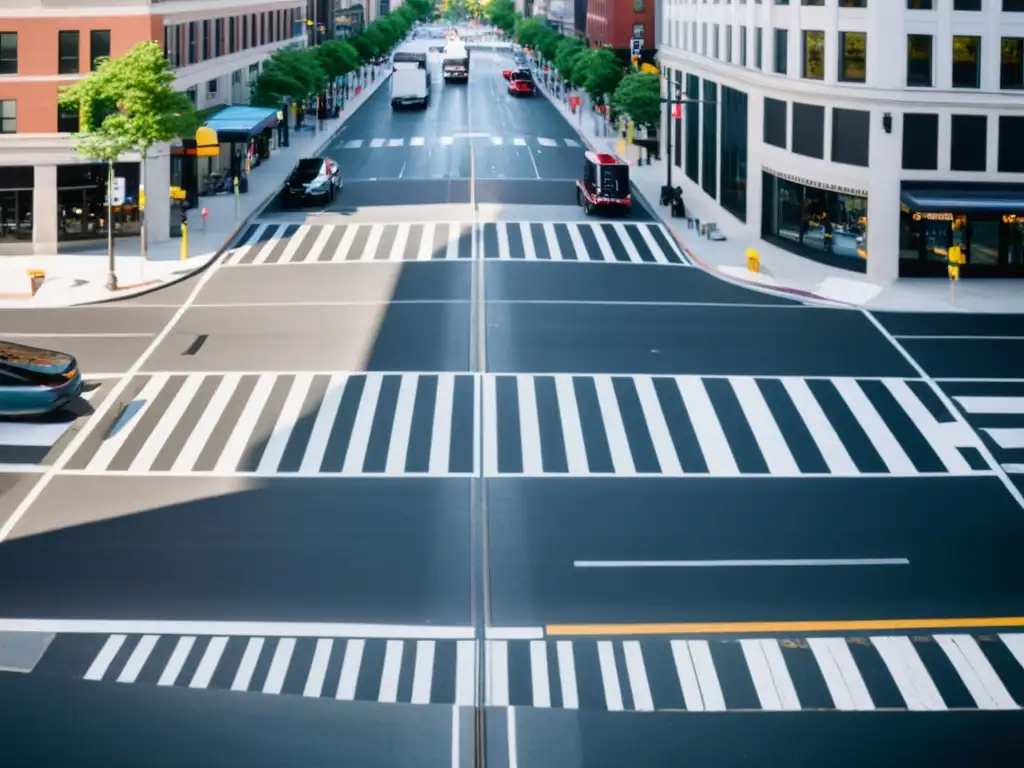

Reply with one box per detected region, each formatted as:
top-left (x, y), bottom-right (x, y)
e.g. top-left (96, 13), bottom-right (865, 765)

top-left (303, 638), bottom-right (333, 697)
top-left (622, 641), bottom-right (654, 711)
top-left (157, 636), bottom-right (196, 687)
top-left (189, 636), bottom-right (228, 689)
top-left (215, 373), bottom-right (275, 473)
top-left (257, 373), bottom-right (313, 474)
top-left (781, 377), bottom-right (857, 474)
top-left (556, 641), bottom-right (579, 709)
top-left (378, 639), bottom-right (403, 702)
top-left (411, 640), bottom-right (436, 704)
top-left (341, 373), bottom-right (382, 473)
top-left (386, 374), bottom-right (418, 473)
top-left (530, 640), bottom-right (551, 707)
top-left (676, 376), bottom-right (739, 475)
top-left (336, 639), bottom-right (364, 700)
top-left (487, 639), bottom-right (509, 706)
top-left (298, 374), bottom-right (348, 474)
top-left (955, 396), bottom-right (1024, 415)
top-left (455, 639), bottom-right (476, 706)
top-left (116, 635), bottom-right (158, 683)
top-left (517, 376), bottom-right (543, 474)
top-left (593, 375), bottom-right (635, 475)
top-left (170, 374), bottom-right (240, 472)
top-left (808, 638), bottom-right (874, 711)
top-left (597, 641), bottom-right (624, 711)
top-left (935, 635), bottom-right (1017, 710)
top-left (231, 638), bottom-right (264, 691)
top-left (872, 636), bottom-right (947, 711)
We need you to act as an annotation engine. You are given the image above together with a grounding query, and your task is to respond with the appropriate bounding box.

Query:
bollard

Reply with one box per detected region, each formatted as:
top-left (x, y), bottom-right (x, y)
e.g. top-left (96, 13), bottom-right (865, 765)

top-left (746, 248), bottom-right (760, 273)
top-left (234, 177), bottom-right (241, 220)
top-left (201, 206), bottom-right (209, 233)
top-left (27, 269), bottom-right (45, 296)
top-left (180, 216), bottom-right (189, 261)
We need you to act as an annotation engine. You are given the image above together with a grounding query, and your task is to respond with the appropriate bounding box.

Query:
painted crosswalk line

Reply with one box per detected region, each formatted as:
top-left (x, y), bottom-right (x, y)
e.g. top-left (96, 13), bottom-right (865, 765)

top-left (61, 372), bottom-right (477, 477)
top-left (481, 374), bottom-right (987, 478)
top-left (225, 222), bottom-right (473, 265)
top-left (338, 135), bottom-right (581, 150)
top-left (943, 381), bottom-right (1024, 475)
top-left (29, 632), bottom-right (1024, 712)
top-left (0, 381), bottom-right (114, 471)
top-left (480, 222), bottom-right (692, 265)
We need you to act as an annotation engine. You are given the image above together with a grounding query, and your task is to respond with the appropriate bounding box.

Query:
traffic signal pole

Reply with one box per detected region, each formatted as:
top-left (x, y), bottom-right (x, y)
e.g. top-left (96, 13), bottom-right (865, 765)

top-left (660, 76), bottom-right (716, 190)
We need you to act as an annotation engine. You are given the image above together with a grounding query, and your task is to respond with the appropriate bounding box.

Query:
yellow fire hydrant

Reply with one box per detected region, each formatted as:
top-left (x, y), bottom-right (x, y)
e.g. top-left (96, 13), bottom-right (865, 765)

top-left (746, 248), bottom-right (760, 273)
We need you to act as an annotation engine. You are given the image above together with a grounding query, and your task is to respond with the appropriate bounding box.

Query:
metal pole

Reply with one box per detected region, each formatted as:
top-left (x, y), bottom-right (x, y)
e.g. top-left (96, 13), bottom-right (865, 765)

top-left (106, 161), bottom-right (117, 290)
top-left (665, 98), bottom-right (672, 190)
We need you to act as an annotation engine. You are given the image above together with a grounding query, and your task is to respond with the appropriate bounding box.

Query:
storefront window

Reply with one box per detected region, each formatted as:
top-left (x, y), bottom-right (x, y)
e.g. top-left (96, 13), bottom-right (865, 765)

top-left (0, 188), bottom-right (32, 241)
top-left (899, 206), bottom-right (1024, 274)
top-left (764, 171), bottom-right (867, 267)
top-left (969, 220), bottom-right (1000, 265)
top-left (57, 162), bottom-right (141, 242)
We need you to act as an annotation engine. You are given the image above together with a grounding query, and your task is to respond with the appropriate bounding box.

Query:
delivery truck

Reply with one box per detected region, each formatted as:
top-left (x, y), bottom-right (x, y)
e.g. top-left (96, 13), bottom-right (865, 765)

top-left (442, 40), bottom-right (469, 83)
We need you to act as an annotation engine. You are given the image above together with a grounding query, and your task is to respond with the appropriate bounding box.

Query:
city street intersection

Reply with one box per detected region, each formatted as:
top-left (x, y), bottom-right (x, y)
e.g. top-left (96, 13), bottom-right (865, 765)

top-left (1, 45), bottom-right (1023, 766)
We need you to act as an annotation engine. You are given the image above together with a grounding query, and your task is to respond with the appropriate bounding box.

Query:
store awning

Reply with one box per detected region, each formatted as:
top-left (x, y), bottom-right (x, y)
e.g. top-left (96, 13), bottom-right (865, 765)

top-left (203, 107), bottom-right (280, 144)
top-left (901, 186), bottom-right (1024, 213)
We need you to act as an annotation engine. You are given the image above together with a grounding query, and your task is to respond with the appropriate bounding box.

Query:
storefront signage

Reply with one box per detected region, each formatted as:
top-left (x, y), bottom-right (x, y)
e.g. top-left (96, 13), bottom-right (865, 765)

top-left (912, 212), bottom-right (954, 222)
top-left (762, 167), bottom-right (867, 198)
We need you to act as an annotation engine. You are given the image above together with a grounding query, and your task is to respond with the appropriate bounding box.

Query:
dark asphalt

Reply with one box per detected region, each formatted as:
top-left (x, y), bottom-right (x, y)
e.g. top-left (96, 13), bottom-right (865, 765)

top-left (0, 477), bottom-right (472, 624)
top-left (486, 477), bottom-right (1024, 626)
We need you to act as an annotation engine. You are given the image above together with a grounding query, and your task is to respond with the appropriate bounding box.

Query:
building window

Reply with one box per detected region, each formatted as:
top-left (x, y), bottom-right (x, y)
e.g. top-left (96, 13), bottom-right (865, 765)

top-left (831, 108), bottom-right (870, 167)
top-left (633, 0), bottom-right (644, 10)
top-left (214, 19), bottom-right (223, 58)
top-left (906, 34), bottom-right (932, 86)
top-left (0, 32), bottom-right (16, 75)
top-left (950, 114), bottom-right (987, 171)
top-left (755, 27), bottom-right (762, 69)
top-left (740, 27), bottom-right (747, 66)
top-left (260, 13), bottom-right (266, 46)
top-left (90, 30), bottom-right (110, 71)
top-left (685, 74), bottom-right (700, 184)
top-left (902, 113), bottom-right (939, 170)
top-left (839, 31), bottom-right (866, 82)
top-left (58, 31), bottom-right (80, 75)
top-left (713, 24), bottom-right (720, 58)
top-left (0, 100), bottom-right (15, 133)
top-left (803, 30), bottom-right (824, 79)
top-left (764, 96), bottom-right (787, 148)
top-left (838, 0), bottom-right (867, 5)
top-left (773, 29), bottom-right (788, 74)
top-left (954, 0), bottom-right (981, 9)
top-left (207, 78), bottom-right (218, 98)
top-left (720, 86), bottom-right (748, 223)
top-left (243, 16), bottom-right (250, 48)
top-left (702, 80), bottom-right (718, 199)
top-left (998, 116), bottom-right (1024, 172)
top-left (907, 0), bottom-right (933, 7)
top-left (188, 22), bottom-right (197, 64)
top-left (792, 102), bottom-right (825, 158)
top-left (726, 26), bottom-right (733, 63)
top-left (763, 172), bottom-right (868, 268)
top-left (1001, 38), bottom-right (1023, 89)
top-left (0, 169), bottom-right (33, 243)
top-left (251, 15), bottom-right (257, 47)
top-left (202, 20), bottom-right (210, 59)
top-left (57, 106), bottom-right (79, 133)
top-left (952, 36), bottom-right (981, 88)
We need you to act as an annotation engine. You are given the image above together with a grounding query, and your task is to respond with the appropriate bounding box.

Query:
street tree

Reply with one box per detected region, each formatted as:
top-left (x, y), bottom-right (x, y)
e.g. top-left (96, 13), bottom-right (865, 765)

top-left (58, 39), bottom-right (199, 272)
top-left (612, 71), bottom-right (660, 129)
top-left (485, 0), bottom-right (517, 33)
top-left (554, 35), bottom-right (586, 82)
top-left (251, 48), bottom-right (325, 108)
top-left (514, 17), bottom-right (545, 49)
top-left (442, 0), bottom-right (467, 22)
top-left (465, 0), bottom-right (483, 19)
top-left (315, 39), bottom-right (361, 82)
top-left (535, 26), bottom-right (561, 64)
top-left (578, 47), bottom-right (623, 107)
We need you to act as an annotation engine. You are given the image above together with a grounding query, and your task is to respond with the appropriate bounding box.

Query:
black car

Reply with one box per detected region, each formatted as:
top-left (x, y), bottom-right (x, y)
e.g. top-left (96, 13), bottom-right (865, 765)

top-left (0, 340), bottom-right (83, 417)
top-left (283, 157), bottom-right (342, 206)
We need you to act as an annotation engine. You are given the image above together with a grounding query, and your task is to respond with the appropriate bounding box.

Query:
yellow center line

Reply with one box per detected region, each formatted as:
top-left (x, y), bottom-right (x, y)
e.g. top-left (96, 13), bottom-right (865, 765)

top-left (545, 617), bottom-right (1024, 636)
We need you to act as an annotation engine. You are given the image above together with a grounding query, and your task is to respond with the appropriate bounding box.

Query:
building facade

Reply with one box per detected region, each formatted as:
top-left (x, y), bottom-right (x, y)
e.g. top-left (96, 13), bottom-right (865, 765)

top-left (660, 0), bottom-right (1024, 280)
top-left (0, 0), bottom-right (306, 255)
top-left (587, 0), bottom-right (655, 50)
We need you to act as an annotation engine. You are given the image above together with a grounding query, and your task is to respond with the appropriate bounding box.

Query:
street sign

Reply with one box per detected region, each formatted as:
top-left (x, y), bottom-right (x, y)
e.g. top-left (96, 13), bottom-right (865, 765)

top-left (631, 38), bottom-right (641, 55)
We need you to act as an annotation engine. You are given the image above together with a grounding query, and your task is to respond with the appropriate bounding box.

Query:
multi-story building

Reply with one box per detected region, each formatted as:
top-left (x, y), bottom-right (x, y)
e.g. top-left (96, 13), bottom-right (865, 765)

top-left (660, 0), bottom-right (1024, 281)
top-left (587, 0), bottom-right (655, 52)
top-left (0, 0), bottom-right (306, 255)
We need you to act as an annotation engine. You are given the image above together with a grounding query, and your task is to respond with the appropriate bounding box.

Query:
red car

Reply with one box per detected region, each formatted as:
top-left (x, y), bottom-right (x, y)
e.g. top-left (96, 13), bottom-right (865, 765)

top-left (503, 69), bottom-right (534, 96)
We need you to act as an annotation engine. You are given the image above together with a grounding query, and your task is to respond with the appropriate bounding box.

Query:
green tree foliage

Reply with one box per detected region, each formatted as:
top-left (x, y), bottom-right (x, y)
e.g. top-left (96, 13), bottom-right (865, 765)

top-left (250, 47), bottom-right (326, 107)
top-left (554, 36), bottom-right (586, 82)
top-left (612, 71), bottom-right (660, 128)
top-left (442, 0), bottom-right (467, 21)
top-left (315, 39), bottom-right (362, 81)
top-left (514, 17), bottom-right (545, 49)
top-left (576, 47), bottom-right (623, 105)
top-left (535, 25), bottom-right (561, 62)
top-left (465, 0), bottom-right (484, 19)
top-left (485, 0), bottom-right (518, 33)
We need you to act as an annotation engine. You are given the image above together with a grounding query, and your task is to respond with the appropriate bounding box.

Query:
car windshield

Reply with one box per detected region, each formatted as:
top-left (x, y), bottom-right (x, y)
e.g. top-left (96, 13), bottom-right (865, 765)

top-left (292, 159), bottom-right (323, 181)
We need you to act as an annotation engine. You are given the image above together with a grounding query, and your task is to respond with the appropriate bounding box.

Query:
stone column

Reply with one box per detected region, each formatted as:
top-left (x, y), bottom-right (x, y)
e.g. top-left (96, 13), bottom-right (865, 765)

top-left (866, 109), bottom-right (901, 285)
top-left (145, 146), bottom-right (171, 246)
top-left (32, 164), bottom-right (59, 255)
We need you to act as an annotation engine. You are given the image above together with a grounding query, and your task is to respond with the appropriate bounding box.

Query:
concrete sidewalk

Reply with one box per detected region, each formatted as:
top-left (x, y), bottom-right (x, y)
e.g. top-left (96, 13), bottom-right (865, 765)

top-left (0, 67), bottom-right (390, 309)
top-left (536, 72), bottom-right (1024, 314)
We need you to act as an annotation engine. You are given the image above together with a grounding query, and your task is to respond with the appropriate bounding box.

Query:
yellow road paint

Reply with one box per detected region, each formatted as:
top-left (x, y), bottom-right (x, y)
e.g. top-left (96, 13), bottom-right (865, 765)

top-left (545, 617), bottom-right (1024, 636)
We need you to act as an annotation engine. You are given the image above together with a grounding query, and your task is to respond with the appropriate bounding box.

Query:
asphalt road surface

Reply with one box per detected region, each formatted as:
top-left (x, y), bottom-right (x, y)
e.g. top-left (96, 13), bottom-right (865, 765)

top-left (2, 38), bottom-right (1023, 766)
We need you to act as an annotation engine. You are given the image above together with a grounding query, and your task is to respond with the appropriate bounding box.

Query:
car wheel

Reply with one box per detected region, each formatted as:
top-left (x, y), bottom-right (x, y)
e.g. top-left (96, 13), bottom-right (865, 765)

top-left (584, 201), bottom-right (594, 215)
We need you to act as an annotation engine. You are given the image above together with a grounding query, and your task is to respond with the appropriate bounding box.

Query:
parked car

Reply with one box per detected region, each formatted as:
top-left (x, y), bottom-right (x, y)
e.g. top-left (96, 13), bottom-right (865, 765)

top-left (282, 157), bottom-right (342, 206)
top-left (0, 340), bottom-right (82, 417)
top-left (503, 69), bottom-right (535, 96)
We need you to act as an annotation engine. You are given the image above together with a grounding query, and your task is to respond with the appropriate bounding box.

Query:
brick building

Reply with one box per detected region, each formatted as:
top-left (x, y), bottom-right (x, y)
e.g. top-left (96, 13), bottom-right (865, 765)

top-left (585, 0), bottom-right (654, 51)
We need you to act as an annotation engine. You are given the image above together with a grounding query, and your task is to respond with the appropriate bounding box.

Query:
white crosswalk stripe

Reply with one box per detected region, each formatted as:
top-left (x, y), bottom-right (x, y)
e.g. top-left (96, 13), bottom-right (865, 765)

top-left (338, 135), bottom-right (580, 149)
top-left (482, 374), bottom-right (988, 478)
top-left (945, 382), bottom-right (1024, 474)
top-left (51, 633), bottom-right (1024, 711)
top-left (63, 372), bottom-right (478, 477)
top-left (481, 222), bottom-right (692, 265)
top-left (225, 222), bottom-right (472, 264)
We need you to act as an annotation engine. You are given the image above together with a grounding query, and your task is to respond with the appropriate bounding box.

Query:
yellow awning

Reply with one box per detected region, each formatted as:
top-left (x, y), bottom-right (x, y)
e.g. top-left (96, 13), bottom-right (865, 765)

top-left (195, 125), bottom-right (220, 158)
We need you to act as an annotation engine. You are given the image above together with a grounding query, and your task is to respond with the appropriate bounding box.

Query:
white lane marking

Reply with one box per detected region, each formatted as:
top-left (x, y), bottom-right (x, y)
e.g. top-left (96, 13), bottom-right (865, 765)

top-left (410, 136), bottom-right (426, 146)
top-left (597, 641), bottom-right (624, 711)
top-left (0, 617), bottom-right (475, 639)
top-left (336, 639), bottom-right (364, 700)
top-left (955, 396), bottom-right (1024, 415)
top-left (157, 636), bottom-right (196, 687)
top-left (231, 637), bottom-right (264, 691)
top-left (935, 635), bottom-right (1017, 710)
top-left (455, 639), bottom-right (476, 706)
top-left (298, 373), bottom-right (348, 475)
top-left (170, 373), bottom-right (240, 472)
top-left (554, 374), bottom-right (588, 474)
top-left (593, 375), bottom-right (635, 475)
top-left (116, 634), bottom-right (159, 683)
top-left (556, 641), bottom-right (579, 709)
top-left (985, 428), bottom-right (1024, 450)
top-left (303, 638), bottom-right (333, 698)
top-left (386, 138), bottom-right (403, 147)
top-left (385, 373), bottom-right (418, 473)
top-left (808, 638), bottom-right (874, 711)
top-left (676, 376), bottom-right (739, 475)
top-left (872, 636), bottom-right (947, 711)
top-left (530, 640), bottom-right (551, 707)
top-left (537, 137), bottom-right (557, 146)
top-left (256, 373), bottom-right (313, 475)
top-left (0, 333), bottom-right (152, 338)
top-left (513, 137), bottom-right (526, 146)
top-left (86, 374), bottom-right (170, 471)
top-left (731, 377), bottom-right (800, 475)
top-left (411, 640), bottom-right (436, 704)
top-left (781, 377), bottom-right (857, 474)
top-left (487, 639), bottom-right (509, 706)
top-left (507, 706), bottom-right (519, 768)
top-left (378, 639), bottom-right (403, 702)
top-left (622, 641), bottom-right (654, 711)
top-left (262, 637), bottom-right (296, 694)
top-left (633, 375), bottom-right (683, 475)
top-left (189, 636), bottom-right (229, 689)
top-left (369, 138), bottom-right (386, 148)
top-left (517, 376), bottom-right (543, 474)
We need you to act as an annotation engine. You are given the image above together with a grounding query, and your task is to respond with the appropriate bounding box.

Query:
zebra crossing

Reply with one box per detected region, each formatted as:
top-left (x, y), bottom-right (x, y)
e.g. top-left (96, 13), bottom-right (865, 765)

top-left (340, 135), bottom-right (581, 150)
top-left (34, 631), bottom-right (1024, 711)
top-left (225, 221), bottom-right (691, 266)
top-left (56, 373), bottom-right (989, 478)
top-left (942, 380), bottom-right (1024, 476)
top-left (480, 221), bottom-right (691, 264)
top-left (481, 374), bottom-right (987, 478)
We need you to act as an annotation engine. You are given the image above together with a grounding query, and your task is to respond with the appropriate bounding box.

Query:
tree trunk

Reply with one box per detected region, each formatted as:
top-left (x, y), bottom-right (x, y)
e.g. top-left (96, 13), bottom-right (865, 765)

top-left (140, 148), bottom-right (148, 260)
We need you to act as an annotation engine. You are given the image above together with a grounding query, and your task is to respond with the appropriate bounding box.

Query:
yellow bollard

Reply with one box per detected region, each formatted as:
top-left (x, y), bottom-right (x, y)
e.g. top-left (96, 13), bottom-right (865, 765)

top-left (180, 222), bottom-right (188, 260)
top-left (746, 248), bottom-right (760, 273)
top-left (27, 269), bottom-right (46, 295)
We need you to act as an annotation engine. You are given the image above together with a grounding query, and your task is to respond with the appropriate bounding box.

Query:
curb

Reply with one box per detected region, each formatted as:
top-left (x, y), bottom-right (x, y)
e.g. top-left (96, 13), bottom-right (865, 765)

top-left (51, 70), bottom-right (393, 309)
top-left (536, 78), bottom-right (858, 309)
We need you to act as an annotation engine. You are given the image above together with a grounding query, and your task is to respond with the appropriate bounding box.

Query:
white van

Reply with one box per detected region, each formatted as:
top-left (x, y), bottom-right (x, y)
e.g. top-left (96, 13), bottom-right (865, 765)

top-left (391, 62), bottom-right (430, 109)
